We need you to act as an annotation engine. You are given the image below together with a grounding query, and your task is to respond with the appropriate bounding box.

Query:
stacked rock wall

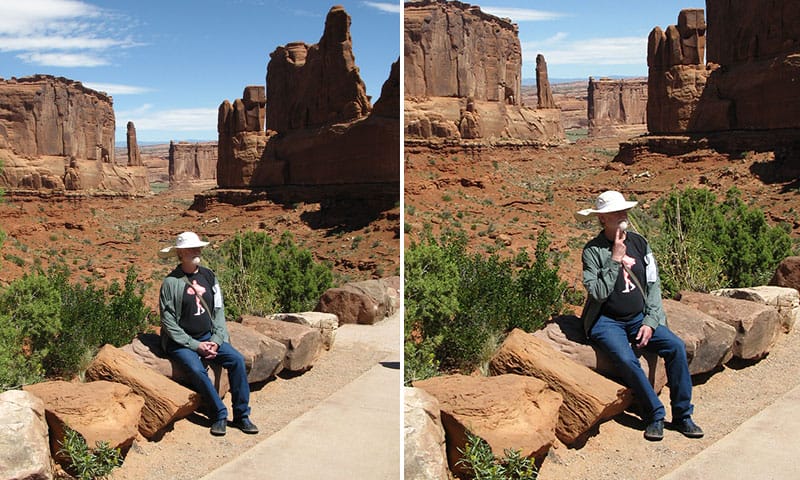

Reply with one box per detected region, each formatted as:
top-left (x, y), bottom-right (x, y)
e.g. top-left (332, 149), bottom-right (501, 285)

top-left (169, 141), bottom-right (218, 184)
top-left (0, 75), bottom-right (115, 162)
top-left (588, 78), bottom-right (647, 136)
top-left (647, 3), bottom-right (800, 134)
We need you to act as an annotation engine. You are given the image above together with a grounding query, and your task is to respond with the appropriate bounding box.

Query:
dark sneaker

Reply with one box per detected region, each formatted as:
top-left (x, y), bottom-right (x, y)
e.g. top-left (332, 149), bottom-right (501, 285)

top-left (231, 418), bottom-right (259, 434)
top-left (644, 419), bottom-right (664, 441)
top-left (210, 419), bottom-right (227, 436)
top-left (674, 417), bottom-right (704, 438)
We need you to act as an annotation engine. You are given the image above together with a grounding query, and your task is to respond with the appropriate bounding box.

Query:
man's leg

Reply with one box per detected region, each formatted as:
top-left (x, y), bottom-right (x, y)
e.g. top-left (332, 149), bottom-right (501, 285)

top-left (589, 314), bottom-right (666, 422)
top-left (211, 342), bottom-right (251, 421)
top-left (167, 345), bottom-right (228, 421)
top-left (645, 325), bottom-right (694, 421)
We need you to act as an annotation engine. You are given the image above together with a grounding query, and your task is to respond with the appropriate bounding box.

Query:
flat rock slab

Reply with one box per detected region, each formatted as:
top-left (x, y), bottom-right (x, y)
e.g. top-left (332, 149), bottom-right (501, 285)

top-left (489, 328), bottom-right (632, 445)
top-left (239, 315), bottom-right (322, 371)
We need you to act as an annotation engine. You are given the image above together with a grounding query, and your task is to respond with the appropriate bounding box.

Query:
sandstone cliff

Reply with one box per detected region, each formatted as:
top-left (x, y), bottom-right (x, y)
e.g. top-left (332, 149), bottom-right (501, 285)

top-left (0, 75), bottom-right (148, 194)
top-left (647, 3), bottom-right (800, 134)
top-left (587, 78), bottom-right (647, 137)
top-left (169, 141), bottom-right (217, 185)
top-left (214, 6), bottom-right (398, 201)
top-left (404, 0), bottom-right (564, 143)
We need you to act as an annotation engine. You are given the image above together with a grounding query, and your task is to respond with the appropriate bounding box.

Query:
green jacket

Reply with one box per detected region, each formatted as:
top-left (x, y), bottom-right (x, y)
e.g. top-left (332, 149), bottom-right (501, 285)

top-left (580, 230), bottom-right (667, 335)
top-left (159, 266), bottom-right (230, 351)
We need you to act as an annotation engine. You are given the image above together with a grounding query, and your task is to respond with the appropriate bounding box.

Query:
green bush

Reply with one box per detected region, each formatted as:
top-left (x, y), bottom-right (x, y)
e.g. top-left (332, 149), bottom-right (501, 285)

top-left (58, 424), bottom-right (122, 480)
top-left (456, 430), bottom-right (538, 480)
top-left (635, 187), bottom-right (794, 297)
top-left (404, 227), bottom-right (566, 378)
top-left (0, 265), bottom-right (153, 391)
top-left (207, 231), bottom-right (334, 319)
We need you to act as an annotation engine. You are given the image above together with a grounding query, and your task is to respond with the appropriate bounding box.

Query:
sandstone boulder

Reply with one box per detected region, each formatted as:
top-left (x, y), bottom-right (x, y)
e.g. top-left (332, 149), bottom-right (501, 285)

top-left (403, 387), bottom-right (449, 480)
top-left (533, 315), bottom-right (666, 392)
top-left (315, 278), bottom-right (397, 325)
top-left (413, 374), bottom-right (562, 476)
top-left (226, 321), bottom-right (286, 382)
top-left (268, 312), bottom-right (338, 350)
top-left (239, 315), bottom-right (322, 371)
top-left (662, 299), bottom-right (736, 374)
top-left (23, 380), bottom-right (143, 463)
top-left (678, 291), bottom-right (781, 360)
top-left (770, 257), bottom-right (800, 295)
top-left (712, 286), bottom-right (799, 333)
top-left (0, 390), bottom-right (53, 480)
top-left (121, 333), bottom-right (229, 399)
top-left (489, 329), bottom-right (632, 445)
top-left (85, 345), bottom-right (200, 438)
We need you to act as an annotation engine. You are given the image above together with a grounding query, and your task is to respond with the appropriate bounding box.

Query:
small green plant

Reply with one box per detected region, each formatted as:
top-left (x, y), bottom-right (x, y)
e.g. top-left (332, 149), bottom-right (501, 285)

top-left (456, 430), bottom-right (538, 480)
top-left (58, 425), bottom-right (122, 480)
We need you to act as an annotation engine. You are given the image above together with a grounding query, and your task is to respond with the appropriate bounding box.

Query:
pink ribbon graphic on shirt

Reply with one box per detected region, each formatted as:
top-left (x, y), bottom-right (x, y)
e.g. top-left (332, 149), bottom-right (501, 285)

top-left (621, 255), bottom-right (637, 293)
top-left (186, 280), bottom-right (207, 316)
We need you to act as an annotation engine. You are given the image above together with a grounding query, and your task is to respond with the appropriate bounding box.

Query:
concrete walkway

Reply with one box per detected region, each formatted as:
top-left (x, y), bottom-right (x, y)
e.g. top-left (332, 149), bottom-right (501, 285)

top-left (201, 313), bottom-right (402, 480)
top-left (659, 383), bottom-right (800, 480)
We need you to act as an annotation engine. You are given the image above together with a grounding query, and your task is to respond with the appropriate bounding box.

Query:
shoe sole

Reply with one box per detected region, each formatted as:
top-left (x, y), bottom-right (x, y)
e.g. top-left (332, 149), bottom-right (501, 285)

top-left (644, 433), bottom-right (663, 441)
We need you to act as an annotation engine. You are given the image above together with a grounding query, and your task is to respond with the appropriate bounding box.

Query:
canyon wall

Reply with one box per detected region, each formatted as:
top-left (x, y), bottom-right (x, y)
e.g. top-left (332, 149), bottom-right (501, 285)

top-left (169, 141), bottom-right (217, 185)
top-left (588, 78), bottom-right (647, 136)
top-left (404, 0), bottom-right (563, 143)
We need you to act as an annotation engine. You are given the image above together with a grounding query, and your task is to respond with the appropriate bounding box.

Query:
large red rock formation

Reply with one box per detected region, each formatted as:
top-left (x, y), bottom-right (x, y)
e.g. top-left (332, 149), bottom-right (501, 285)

top-left (266, 6), bottom-right (371, 133)
top-left (127, 121), bottom-right (142, 166)
top-left (214, 6), bottom-right (398, 199)
top-left (647, 3), bottom-right (800, 134)
top-left (168, 141), bottom-right (217, 185)
top-left (0, 75), bottom-right (114, 161)
top-left (0, 75), bottom-right (149, 194)
top-left (536, 54), bottom-right (557, 109)
top-left (403, 0), bottom-right (564, 143)
top-left (588, 77), bottom-right (647, 137)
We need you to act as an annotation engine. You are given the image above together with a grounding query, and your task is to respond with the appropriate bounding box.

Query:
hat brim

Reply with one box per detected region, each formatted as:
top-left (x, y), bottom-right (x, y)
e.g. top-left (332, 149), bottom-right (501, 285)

top-left (158, 241), bottom-right (210, 259)
top-left (574, 200), bottom-right (638, 222)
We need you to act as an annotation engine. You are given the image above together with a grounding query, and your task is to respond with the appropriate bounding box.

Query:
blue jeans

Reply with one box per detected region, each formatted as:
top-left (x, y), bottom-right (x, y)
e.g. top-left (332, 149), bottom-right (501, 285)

top-left (589, 313), bottom-right (693, 422)
top-left (166, 332), bottom-right (251, 422)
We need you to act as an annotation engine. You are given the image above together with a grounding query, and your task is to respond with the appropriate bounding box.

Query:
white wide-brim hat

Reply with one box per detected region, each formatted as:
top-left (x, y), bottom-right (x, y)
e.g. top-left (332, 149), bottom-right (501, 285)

top-left (575, 190), bottom-right (638, 222)
top-left (158, 231), bottom-right (210, 258)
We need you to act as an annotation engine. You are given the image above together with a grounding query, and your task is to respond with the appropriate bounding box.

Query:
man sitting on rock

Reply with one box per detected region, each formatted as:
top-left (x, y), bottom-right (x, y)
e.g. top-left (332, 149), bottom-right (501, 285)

top-left (159, 231), bottom-right (258, 436)
top-left (576, 191), bottom-right (704, 441)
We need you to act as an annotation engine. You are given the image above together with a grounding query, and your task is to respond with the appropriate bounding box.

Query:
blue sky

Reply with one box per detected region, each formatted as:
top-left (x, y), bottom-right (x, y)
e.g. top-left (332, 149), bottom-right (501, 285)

top-left (477, 1), bottom-right (705, 81)
top-left (0, 0), bottom-right (400, 143)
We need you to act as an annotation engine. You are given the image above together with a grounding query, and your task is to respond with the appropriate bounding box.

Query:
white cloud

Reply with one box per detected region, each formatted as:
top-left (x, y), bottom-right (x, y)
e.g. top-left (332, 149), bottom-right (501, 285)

top-left (83, 83), bottom-right (152, 95)
top-left (523, 36), bottom-right (646, 66)
top-left (117, 106), bottom-right (218, 132)
top-left (480, 7), bottom-right (563, 22)
top-left (17, 52), bottom-right (108, 67)
top-left (0, 0), bottom-right (139, 68)
top-left (363, 2), bottom-right (401, 14)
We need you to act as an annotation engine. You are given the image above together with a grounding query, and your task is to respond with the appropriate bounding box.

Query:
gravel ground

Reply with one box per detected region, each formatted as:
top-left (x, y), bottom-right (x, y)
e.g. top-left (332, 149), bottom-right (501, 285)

top-left (108, 314), bottom-right (400, 480)
top-left (537, 322), bottom-right (800, 480)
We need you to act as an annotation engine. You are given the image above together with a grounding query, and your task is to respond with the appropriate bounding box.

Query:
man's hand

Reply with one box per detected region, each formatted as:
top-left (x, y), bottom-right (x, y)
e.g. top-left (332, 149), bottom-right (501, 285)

top-left (198, 341), bottom-right (219, 359)
top-left (611, 226), bottom-right (627, 262)
top-left (636, 325), bottom-right (654, 348)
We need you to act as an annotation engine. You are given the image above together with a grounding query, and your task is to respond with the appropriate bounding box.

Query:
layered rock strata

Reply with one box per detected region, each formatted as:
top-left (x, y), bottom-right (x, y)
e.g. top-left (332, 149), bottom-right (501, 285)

top-left (404, 0), bottom-right (564, 143)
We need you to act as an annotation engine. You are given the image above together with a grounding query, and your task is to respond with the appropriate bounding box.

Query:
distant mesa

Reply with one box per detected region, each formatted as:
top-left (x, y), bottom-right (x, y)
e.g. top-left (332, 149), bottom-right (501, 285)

top-left (0, 75), bottom-right (149, 196)
top-left (207, 5), bottom-right (399, 209)
top-left (168, 141), bottom-right (217, 186)
top-left (587, 77), bottom-right (648, 138)
top-left (403, 0), bottom-right (564, 144)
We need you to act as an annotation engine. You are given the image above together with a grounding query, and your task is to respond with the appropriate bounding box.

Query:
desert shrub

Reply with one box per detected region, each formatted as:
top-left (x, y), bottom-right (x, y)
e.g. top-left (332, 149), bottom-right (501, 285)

top-left (58, 424), bottom-right (122, 480)
top-left (0, 265), bottom-right (153, 390)
top-left (404, 227), bottom-right (566, 377)
top-left (456, 430), bottom-right (538, 480)
top-left (635, 187), bottom-right (794, 297)
top-left (207, 231), bottom-right (334, 319)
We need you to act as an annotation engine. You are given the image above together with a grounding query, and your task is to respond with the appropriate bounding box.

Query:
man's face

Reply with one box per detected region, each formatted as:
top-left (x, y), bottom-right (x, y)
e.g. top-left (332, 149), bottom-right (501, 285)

top-left (599, 210), bottom-right (629, 229)
top-left (178, 247), bottom-right (203, 263)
